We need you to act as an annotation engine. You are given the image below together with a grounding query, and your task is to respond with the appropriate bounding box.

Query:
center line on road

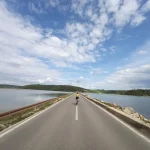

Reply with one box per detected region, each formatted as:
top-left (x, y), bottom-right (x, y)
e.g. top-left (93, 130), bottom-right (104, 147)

top-left (75, 105), bottom-right (78, 120)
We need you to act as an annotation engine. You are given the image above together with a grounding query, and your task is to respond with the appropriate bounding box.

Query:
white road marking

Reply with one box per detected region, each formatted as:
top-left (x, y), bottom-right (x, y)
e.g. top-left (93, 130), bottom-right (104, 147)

top-left (75, 105), bottom-right (78, 120)
top-left (0, 95), bottom-right (72, 138)
top-left (84, 96), bottom-right (150, 144)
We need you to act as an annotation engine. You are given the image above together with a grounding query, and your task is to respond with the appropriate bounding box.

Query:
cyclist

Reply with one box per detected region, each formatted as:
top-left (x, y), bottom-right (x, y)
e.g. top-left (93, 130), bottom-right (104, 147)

top-left (76, 92), bottom-right (79, 105)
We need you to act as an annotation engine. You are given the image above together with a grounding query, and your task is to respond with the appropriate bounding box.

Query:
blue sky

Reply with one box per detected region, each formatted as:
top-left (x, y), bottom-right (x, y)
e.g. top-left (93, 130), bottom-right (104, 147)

top-left (0, 0), bottom-right (150, 89)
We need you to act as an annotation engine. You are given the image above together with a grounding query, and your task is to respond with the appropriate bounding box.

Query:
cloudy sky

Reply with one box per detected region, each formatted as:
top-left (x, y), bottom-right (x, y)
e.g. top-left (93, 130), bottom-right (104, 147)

top-left (0, 0), bottom-right (150, 89)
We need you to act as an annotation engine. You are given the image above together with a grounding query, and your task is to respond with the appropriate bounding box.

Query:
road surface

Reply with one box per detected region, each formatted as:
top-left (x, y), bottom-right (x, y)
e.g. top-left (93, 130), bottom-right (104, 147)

top-left (0, 94), bottom-right (150, 150)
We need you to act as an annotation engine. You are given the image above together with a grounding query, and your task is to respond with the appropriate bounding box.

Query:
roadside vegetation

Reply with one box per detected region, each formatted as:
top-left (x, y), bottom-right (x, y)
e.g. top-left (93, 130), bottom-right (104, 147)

top-left (0, 94), bottom-right (70, 132)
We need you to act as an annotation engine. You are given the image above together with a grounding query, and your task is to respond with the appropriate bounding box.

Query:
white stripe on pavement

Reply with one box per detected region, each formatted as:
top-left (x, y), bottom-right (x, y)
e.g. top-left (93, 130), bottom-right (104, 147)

top-left (76, 105), bottom-right (78, 120)
top-left (0, 95), bottom-right (72, 138)
top-left (84, 96), bottom-right (150, 144)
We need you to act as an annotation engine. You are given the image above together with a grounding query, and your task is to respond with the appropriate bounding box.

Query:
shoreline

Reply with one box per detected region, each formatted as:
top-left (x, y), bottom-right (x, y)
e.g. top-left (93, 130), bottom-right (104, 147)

top-left (88, 92), bottom-right (150, 119)
top-left (82, 94), bottom-right (150, 139)
top-left (0, 94), bottom-right (72, 132)
top-left (84, 93), bottom-right (150, 123)
top-left (0, 88), bottom-right (72, 92)
top-left (87, 94), bottom-right (150, 119)
top-left (96, 92), bottom-right (150, 98)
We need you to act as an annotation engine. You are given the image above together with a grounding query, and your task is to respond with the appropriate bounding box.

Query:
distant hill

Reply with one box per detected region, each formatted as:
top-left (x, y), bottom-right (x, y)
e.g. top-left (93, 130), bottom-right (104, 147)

top-left (22, 84), bottom-right (86, 92)
top-left (0, 84), bottom-right (86, 92)
top-left (1, 84), bottom-right (149, 96)
top-left (0, 84), bottom-right (21, 89)
top-left (90, 89), bottom-right (150, 96)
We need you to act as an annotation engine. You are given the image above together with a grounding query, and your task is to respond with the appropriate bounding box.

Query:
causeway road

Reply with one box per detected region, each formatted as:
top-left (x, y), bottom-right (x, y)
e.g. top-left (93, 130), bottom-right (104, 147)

top-left (0, 94), bottom-right (150, 150)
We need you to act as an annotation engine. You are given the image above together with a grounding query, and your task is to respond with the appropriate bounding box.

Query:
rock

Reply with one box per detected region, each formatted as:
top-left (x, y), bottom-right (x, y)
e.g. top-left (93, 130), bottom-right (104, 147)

top-left (139, 115), bottom-right (144, 120)
top-left (116, 107), bottom-right (121, 110)
top-left (114, 103), bottom-right (117, 106)
top-left (113, 103), bottom-right (121, 109)
top-left (58, 98), bottom-right (62, 100)
top-left (0, 124), bottom-right (5, 130)
top-left (123, 107), bottom-right (135, 115)
top-left (143, 118), bottom-right (149, 123)
top-left (132, 112), bottom-right (140, 118)
top-left (54, 100), bottom-right (59, 103)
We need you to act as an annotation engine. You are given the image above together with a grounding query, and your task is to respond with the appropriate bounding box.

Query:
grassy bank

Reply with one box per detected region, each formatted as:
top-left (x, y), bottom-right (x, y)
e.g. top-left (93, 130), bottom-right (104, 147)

top-left (0, 94), bottom-right (71, 132)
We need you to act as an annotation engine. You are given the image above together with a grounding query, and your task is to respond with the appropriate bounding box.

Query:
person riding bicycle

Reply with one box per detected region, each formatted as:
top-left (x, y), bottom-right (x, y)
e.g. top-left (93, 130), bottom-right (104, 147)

top-left (76, 92), bottom-right (79, 105)
top-left (76, 92), bottom-right (79, 101)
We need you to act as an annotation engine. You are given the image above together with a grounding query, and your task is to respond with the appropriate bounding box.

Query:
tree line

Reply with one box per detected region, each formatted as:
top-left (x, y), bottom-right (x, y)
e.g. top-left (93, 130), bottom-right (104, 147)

top-left (0, 84), bottom-right (86, 92)
top-left (1, 84), bottom-right (150, 96)
top-left (22, 84), bottom-right (85, 92)
top-left (92, 89), bottom-right (150, 96)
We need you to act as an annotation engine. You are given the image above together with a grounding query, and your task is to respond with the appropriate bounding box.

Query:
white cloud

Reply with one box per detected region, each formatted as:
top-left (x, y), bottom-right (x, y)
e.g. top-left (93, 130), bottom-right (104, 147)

top-left (94, 41), bottom-right (150, 89)
top-left (0, 1), bottom-right (96, 67)
top-left (104, 65), bottom-right (150, 89)
top-left (89, 71), bottom-right (94, 75)
top-left (28, 0), bottom-right (70, 14)
top-left (1, 0), bottom-right (150, 87)
top-left (85, 6), bottom-right (93, 18)
top-left (141, 0), bottom-right (150, 13)
top-left (28, 2), bottom-right (46, 14)
top-left (96, 0), bottom-right (150, 29)
top-left (131, 13), bottom-right (146, 26)
top-left (89, 68), bottom-right (108, 75)
top-left (124, 58), bottom-right (129, 61)
top-left (48, 0), bottom-right (60, 8)
top-left (0, 51), bottom-right (61, 85)
top-left (65, 10), bottom-right (112, 55)
top-left (71, 0), bottom-right (89, 17)
top-left (109, 46), bottom-right (116, 54)
top-left (90, 27), bottom-right (102, 38)
top-left (113, 0), bottom-right (140, 27)
top-left (68, 0), bottom-right (150, 62)
top-left (91, 66), bottom-right (150, 90)
top-left (0, 1), bottom-right (97, 84)
top-left (137, 50), bottom-right (147, 55)
top-left (105, 0), bottom-right (121, 13)
top-left (127, 40), bottom-right (150, 68)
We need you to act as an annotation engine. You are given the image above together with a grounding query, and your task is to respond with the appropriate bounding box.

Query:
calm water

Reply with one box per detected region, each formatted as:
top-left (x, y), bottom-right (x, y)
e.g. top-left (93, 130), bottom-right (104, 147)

top-left (87, 93), bottom-right (150, 119)
top-left (0, 89), bottom-right (70, 113)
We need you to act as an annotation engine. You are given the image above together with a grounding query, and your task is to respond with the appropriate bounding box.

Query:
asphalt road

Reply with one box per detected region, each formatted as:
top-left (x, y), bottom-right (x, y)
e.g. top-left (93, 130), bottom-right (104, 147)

top-left (0, 94), bottom-right (150, 150)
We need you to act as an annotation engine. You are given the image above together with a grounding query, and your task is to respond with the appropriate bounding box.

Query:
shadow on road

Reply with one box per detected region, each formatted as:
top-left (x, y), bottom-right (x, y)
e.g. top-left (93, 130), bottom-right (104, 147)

top-left (72, 103), bottom-right (77, 105)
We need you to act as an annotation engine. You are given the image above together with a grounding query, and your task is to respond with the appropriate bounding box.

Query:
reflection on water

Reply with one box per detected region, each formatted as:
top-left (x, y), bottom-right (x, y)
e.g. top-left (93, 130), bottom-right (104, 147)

top-left (88, 93), bottom-right (150, 119)
top-left (0, 89), bottom-right (70, 113)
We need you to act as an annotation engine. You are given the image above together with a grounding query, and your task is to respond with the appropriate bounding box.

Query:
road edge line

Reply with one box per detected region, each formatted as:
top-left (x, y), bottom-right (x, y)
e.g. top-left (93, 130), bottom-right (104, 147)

top-left (0, 94), bottom-right (73, 138)
top-left (83, 96), bottom-right (150, 144)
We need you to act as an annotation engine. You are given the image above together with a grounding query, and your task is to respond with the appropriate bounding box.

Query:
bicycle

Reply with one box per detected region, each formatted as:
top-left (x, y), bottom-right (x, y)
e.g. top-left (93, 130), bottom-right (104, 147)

top-left (76, 96), bottom-right (79, 105)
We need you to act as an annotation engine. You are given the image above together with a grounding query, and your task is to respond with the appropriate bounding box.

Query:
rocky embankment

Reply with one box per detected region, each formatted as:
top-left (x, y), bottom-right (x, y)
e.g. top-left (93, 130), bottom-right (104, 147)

top-left (84, 94), bottom-right (150, 128)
